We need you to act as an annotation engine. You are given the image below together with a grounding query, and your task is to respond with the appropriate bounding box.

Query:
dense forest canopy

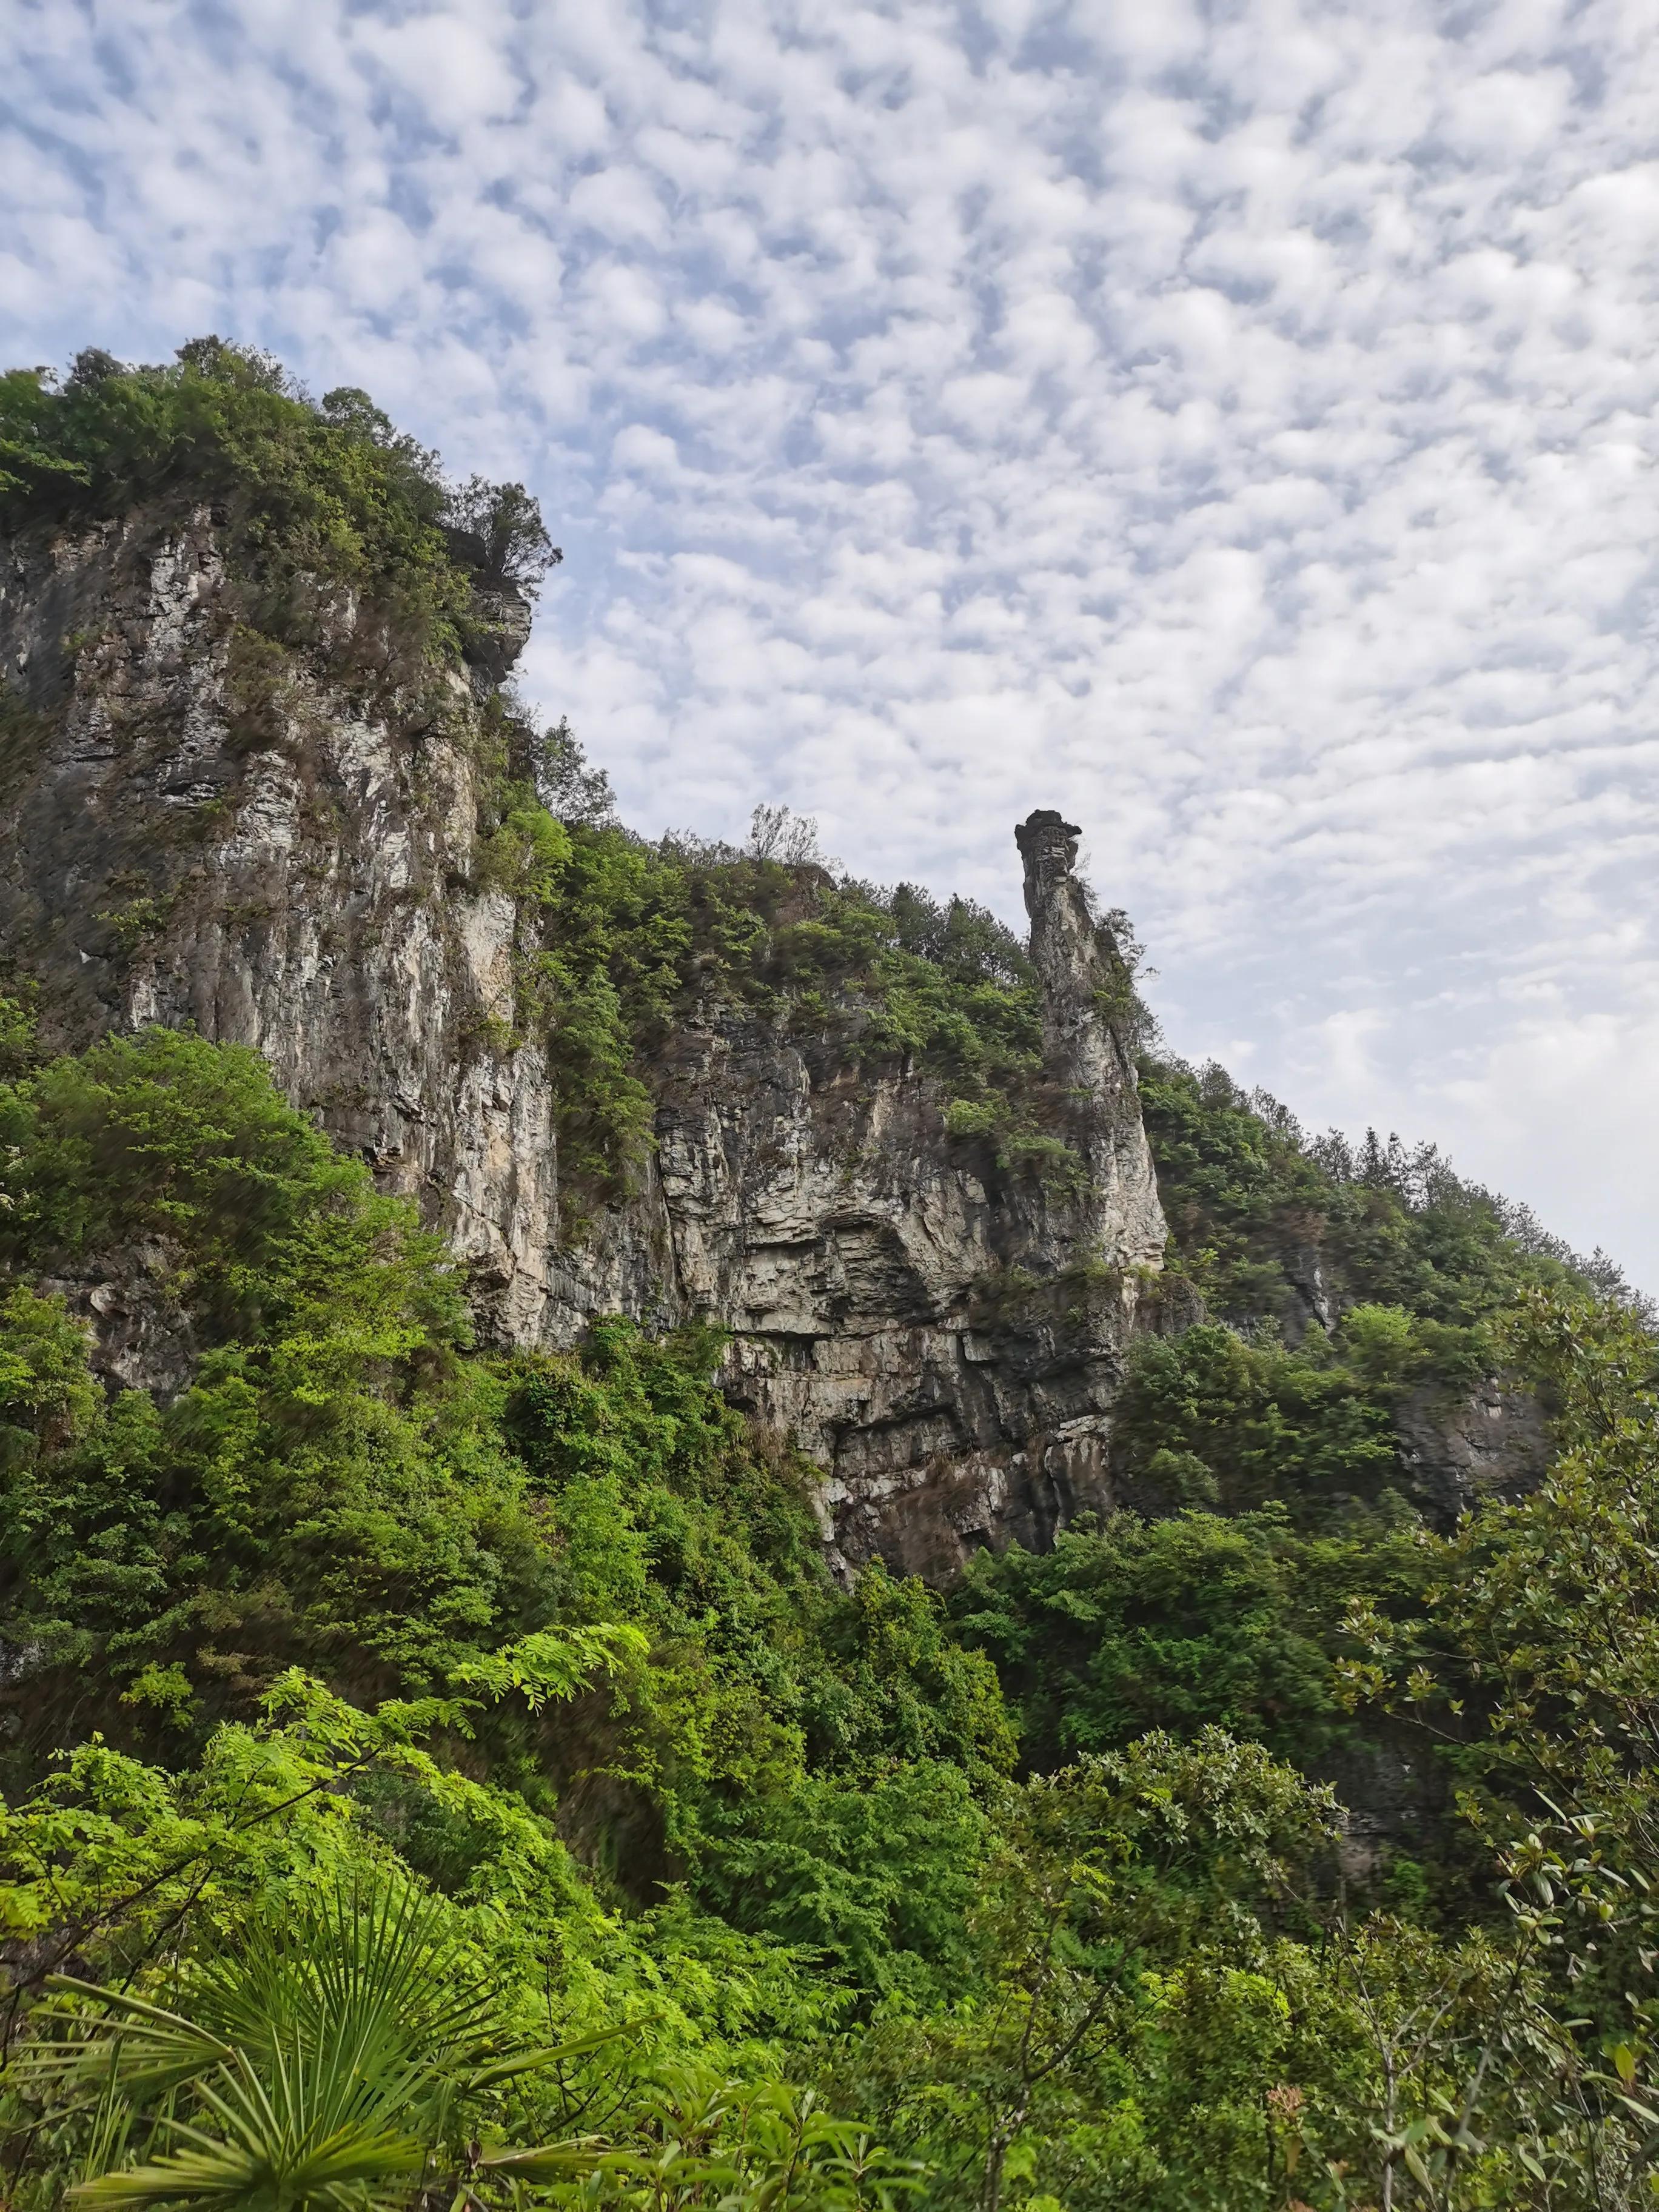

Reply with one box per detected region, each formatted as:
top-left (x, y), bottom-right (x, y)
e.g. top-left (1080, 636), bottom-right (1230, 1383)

top-left (2, 343), bottom-right (1658, 2211)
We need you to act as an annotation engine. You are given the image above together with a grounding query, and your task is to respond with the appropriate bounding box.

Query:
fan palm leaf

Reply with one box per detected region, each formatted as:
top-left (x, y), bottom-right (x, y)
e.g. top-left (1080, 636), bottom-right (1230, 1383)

top-left (7, 1879), bottom-right (638, 2212)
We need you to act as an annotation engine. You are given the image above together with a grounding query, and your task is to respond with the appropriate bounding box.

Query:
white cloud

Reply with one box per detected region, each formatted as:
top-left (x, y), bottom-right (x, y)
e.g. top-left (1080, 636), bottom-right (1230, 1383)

top-left (10, 0), bottom-right (1659, 1282)
top-left (354, 10), bottom-right (524, 132)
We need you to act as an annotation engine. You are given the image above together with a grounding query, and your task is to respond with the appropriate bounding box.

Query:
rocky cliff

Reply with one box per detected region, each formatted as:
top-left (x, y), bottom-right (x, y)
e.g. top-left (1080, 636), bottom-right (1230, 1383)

top-left (1, 501), bottom-right (1178, 1575)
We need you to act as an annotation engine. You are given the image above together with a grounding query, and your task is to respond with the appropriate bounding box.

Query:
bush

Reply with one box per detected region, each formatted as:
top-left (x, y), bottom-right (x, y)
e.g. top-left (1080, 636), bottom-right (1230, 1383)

top-left (1141, 1054), bottom-right (1623, 1334)
top-left (950, 1506), bottom-right (1426, 1770)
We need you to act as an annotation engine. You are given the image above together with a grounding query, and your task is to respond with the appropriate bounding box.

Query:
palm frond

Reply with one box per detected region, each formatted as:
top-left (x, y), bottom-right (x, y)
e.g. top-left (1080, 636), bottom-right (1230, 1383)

top-left (10, 1979), bottom-right (237, 2108)
top-left (10, 1877), bottom-right (654, 2212)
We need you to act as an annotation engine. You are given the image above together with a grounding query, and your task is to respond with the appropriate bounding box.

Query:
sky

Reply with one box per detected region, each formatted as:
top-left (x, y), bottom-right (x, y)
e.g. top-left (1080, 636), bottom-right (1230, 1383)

top-left (7, 0), bottom-right (1659, 1284)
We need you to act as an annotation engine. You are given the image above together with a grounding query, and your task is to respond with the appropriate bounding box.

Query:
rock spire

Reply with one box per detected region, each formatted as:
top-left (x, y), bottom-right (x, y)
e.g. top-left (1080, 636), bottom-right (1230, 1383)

top-left (1016, 808), bottom-right (1167, 1270)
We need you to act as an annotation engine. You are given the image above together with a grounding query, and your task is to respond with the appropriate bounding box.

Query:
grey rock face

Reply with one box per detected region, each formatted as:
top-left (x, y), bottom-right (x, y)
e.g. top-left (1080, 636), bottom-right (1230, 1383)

top-left (1, 506), bottom-right (575, 1347)
top-left (1395, 1378), bottom-right (1550, 1517)
top-left (0, 509), bottom-right (1181, 1574)
top-left (648, 968), bottom-right (1167, 1574)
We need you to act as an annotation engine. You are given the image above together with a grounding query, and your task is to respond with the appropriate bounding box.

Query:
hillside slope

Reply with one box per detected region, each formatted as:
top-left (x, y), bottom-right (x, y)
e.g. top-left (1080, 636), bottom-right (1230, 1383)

top-left (1, 343), bottom-right (1609, 1574)
top-left (5, 343), bottom-right (1659, 2212)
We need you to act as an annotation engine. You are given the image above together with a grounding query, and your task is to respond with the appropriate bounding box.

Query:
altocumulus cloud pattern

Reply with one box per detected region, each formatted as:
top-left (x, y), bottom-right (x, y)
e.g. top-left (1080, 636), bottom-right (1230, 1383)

top-left (6, 0), bottom-right (1659, 1278)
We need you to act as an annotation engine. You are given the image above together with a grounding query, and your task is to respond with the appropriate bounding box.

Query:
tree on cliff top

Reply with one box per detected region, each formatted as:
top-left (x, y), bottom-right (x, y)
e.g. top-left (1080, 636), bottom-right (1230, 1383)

top-left (0, 340), bottom-right (558, 663)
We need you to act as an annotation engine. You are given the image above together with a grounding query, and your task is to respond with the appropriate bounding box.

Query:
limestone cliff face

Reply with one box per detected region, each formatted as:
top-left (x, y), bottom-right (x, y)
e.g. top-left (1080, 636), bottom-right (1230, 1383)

top-left (1, 506), bottom-right (1171, 1575)
top-left (1, 505), bottom-right (601, 1347)
top-left (651, 809), bottom-right (1171, 1574)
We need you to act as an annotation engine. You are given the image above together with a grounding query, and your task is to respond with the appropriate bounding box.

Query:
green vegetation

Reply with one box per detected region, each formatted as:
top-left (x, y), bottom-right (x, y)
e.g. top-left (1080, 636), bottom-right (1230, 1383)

top-left (1142, 1054), bottom-right (1634, 1333)
top-left (8, 350), bottom-right (1659, 2204)
top-left (2, 1010), bottom-right (1658, 2207)
top-left (950, 1504), bottom-right (1426, 1771)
